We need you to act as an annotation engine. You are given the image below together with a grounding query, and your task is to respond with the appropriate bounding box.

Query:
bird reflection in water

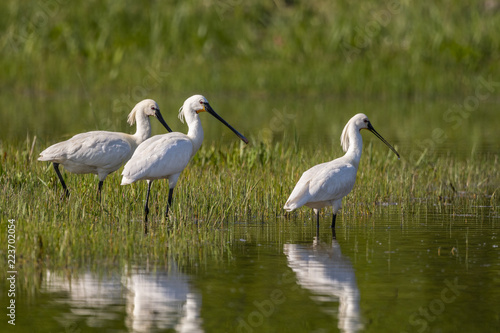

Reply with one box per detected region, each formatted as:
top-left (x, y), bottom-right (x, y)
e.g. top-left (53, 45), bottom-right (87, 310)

top-left (43, 264), bottom-right (202, 332)
top-left (283, 234), bottom-right (364, 332)
top-left (123, 265), bottom-right (203, 333)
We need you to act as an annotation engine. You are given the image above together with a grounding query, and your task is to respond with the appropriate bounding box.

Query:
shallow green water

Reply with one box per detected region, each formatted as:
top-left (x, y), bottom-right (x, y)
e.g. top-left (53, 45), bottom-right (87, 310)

top-left (3, 204), bottom-right (499, 333)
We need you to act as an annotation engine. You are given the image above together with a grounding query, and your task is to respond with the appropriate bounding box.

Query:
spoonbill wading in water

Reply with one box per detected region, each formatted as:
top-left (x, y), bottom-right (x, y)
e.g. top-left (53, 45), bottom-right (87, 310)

top-left (39, 99), bottom-right (172, 199)
top-left (121, 95), bottom-right (248, 223)
top-left (283, 113), bottom-right (399, 234)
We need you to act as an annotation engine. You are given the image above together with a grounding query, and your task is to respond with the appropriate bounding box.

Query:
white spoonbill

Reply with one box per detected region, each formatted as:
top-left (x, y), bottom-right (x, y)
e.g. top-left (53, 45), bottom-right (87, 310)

top-left (38, 99), bottom-right (172, 198)
top-left (283, 113), bottom-right (399, 232)
top-left (121, 95), bottom-right (248, 222)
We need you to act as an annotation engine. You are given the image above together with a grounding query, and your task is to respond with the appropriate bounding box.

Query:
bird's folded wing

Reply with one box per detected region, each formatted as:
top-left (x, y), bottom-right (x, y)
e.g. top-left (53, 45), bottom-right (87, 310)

top-left (122, 134), bottom-right (193, 181)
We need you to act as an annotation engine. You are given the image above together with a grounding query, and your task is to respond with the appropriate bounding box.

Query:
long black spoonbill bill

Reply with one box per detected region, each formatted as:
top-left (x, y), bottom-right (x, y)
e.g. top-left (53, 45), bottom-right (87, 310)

top-left (38, 99), bottom-right (172, 199)
top-left (283, 113), bottom-right (399, 233)
top-left (121, 95), bottom-right (248, 223)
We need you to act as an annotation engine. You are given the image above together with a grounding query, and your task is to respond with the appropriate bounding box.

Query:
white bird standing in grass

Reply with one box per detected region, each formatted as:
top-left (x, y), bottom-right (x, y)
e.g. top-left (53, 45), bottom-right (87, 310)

top-left (38, 99), bottom-right (172, 199)
top-left (121, 95), bottom-right (248, 223)
top-left (283, 113), bottom-right (399, 233)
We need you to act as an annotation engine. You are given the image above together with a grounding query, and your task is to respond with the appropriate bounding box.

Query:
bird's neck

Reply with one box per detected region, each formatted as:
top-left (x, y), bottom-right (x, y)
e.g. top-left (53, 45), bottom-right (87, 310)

top-left (186, 112), bottom-right (204, 156)
top-left (133, 113), bottom-right (152, 145)
top-left (344, 127), bottom-right (363, 168)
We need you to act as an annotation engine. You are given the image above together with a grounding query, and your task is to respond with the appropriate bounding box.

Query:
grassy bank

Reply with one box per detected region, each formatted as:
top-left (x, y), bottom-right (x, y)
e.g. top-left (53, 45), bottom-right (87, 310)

top-left (1, 136), bottom-right (498, 272)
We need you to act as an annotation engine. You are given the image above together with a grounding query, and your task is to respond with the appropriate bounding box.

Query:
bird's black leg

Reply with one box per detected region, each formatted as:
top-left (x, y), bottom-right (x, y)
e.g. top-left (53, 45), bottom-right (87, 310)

top-left (165, 188), bottom-right (174, 218)
top-left (144, 181), bottom-right (153, 222)
top-left (316, 210), bottom-right (320, 238)
top-left (331, 213), bottom-right (337, 229)
top-left (143, 181), bottom-right (154, 235)
top-left (97, 181), bottom-right (104, 201)
top-left (53, 163), bottom-right (69, 198)
top-left (331, 228), bottom-right (337, 239)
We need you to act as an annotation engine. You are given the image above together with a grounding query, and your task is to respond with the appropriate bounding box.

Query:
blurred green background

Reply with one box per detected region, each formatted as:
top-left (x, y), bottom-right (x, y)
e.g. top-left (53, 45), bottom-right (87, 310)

top-left (1, 0), bottom-right (499, 153)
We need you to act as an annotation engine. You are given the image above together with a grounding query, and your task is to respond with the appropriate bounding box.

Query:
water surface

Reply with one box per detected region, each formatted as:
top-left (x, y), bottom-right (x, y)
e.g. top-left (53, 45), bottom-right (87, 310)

top-left (5, 205), bottom-right (499, 333)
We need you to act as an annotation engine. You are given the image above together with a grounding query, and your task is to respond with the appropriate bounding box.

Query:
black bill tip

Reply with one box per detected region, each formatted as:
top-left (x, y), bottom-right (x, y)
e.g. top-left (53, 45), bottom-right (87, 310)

top-left (155, 108), bottom-right (173, 133)
top-left (204, 103), bottom-right (249, 144)
top-left (368, 122), bottom-right (400, 159)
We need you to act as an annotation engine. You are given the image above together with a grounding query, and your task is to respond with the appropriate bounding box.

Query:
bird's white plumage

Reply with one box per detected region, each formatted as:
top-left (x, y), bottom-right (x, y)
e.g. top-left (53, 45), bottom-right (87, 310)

top-left (120, 94), bottom-right (248, 221)
top-left (121, 133), bottom-right (193, 186)
top-left (120, 96), bottom-right (208, 188)
top-left (39, 99), bottom-right (168, 183)
top-left (284, 113), bottom-right (399, 228)
top-left (39, 131), bottom-right (134, 179)
top-left (285, 159), bottom-right (357, 212)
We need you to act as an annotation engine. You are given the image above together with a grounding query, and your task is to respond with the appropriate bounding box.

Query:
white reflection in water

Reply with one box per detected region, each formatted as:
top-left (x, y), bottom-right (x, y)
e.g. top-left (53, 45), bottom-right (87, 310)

top-left (43, 264), bottom-right (202, 332)
top-left (44, 271), bottom-right (124, 327)
top-left (284, 237), bottom-right (363, 333)
top-left (123, 266), bottom-right (202, 333)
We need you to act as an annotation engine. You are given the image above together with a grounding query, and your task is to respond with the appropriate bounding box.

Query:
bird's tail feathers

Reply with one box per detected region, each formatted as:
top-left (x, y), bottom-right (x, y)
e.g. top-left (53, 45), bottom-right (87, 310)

top-left (283, 201), bottom-right (299, 212)
top-left (120, 177), bottom-right (134, 186)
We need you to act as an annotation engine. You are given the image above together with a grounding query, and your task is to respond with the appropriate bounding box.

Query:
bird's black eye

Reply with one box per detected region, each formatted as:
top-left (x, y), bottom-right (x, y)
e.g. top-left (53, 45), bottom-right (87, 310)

top-left (363, 119), bottom-right (368, 123)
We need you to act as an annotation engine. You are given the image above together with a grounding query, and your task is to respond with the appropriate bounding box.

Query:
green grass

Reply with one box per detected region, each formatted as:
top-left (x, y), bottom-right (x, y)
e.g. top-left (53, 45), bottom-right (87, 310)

top-left (0, 133), bottom-right (498, 274)
top-left (0, 0), bottom-right (499, 285)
